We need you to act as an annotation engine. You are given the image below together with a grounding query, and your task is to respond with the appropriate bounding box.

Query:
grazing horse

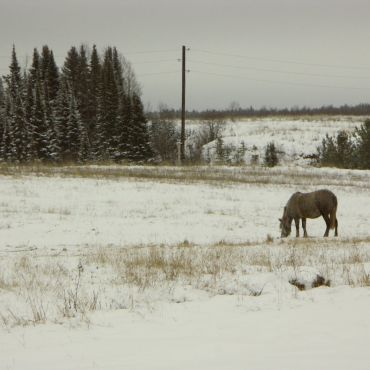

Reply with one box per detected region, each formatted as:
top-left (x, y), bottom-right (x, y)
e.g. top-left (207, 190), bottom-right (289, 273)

top-left (279, 189), bottom-right (338, 238)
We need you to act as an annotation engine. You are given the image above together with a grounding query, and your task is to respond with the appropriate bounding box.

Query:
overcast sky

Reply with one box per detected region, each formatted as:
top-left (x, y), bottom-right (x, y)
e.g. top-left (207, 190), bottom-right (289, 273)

top-left (1, 0), bottom-right (370, 110)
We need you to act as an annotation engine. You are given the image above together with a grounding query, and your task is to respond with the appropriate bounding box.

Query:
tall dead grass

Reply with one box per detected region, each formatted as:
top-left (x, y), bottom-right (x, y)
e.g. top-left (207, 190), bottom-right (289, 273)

top-left (1, 163), bottom-right (370, 189)
top-left (1, 237), bottom-right (370, 328)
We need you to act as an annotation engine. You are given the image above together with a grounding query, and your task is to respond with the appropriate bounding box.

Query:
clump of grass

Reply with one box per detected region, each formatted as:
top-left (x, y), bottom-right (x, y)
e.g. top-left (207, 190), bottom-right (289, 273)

top-left (266, 234), bottom-right (274, 243)
top-left (311, 274), bottom-right (331, 288)
top-left (289, 278), bottom-right (306, 291)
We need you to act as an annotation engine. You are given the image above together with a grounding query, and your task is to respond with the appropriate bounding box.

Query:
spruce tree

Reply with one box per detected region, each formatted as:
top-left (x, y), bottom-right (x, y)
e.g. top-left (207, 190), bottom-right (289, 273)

top-left (6, 46), bottom-right (27, 161)
top-left (32, 80), bottom-right (49, 160)
top-left (354, 119), bottom-right (370, 169)
top-left (66, 93), bottom-right (82, 160)
top-left (88, 44), bottom-right (101, 146)
top-left (78, 121), bottom-right (90, 162)
top-left (129, 93), bottom-right (154, 161)
top-left (115, 92), bottom-right (132, 160)
top-left (77, 45), bottom-right (90, 124)
top-left (95, 47), bottom-right (119, 159)
top-left (264, 142), bottom-right (279, 167)
top-left (47, 50), bottom-right (59, 102)
top-left (24, 77), bottom-right (36, 161)
top-left (87, 45), bottom-right (101, 156)
top-left (62, 46), bottom-right (80, 97)
top-left (0, 80), bottom-right (6, 159)
top-left (1, 97), bottom-right (12, 160)
top-left (54, 78), bottom-right (70, 160)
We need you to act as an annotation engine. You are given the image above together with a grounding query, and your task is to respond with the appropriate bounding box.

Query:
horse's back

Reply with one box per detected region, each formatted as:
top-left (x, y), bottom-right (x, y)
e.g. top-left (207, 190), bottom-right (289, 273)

top-left (296, 189), bottom-right (337, 218)
top-left (313, 189), bottom-right (337, 211)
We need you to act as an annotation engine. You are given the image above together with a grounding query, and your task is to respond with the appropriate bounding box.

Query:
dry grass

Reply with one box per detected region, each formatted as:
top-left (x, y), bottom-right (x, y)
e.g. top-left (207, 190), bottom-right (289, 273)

top-left (1, 163), bottom-right (370, 189)
top-left (1, 237), bottom-right (370, 328)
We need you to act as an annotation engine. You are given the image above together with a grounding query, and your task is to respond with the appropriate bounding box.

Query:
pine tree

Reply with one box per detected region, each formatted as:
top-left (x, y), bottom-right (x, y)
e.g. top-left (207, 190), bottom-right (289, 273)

top-left (129, 93), bottom-right (154, 161)
top-left (0, 80), bottom-right (6, 159)
top-left (87, 44), bottom-right (101, 147)
top-left (78, 121), bottom-right (90, 162)
top-left (66, 93), bottom-right (82, 160)
top-left (115, 92), bottom-right (132, 160)
top-left (29, 48), bottom-right (41, 86)
top-left (95, 48), bottom-right (119, 159)
top-left (46, 50), bottom-right (59, 102)
top-left (264, 142), bottom-right (279, 167)
top-left (54, 78), bottom-right (70, 160)
top-left (24, 76), bottom-right (36, 161)
top-left (32, 80), bottom-right (49, 160)
top-left (77, 45), bottom-right (90, 124)
top-left (44, 97), bottom-right (60, 161)
top-left (6, 46), bottom-right (27, 161)
top-left (1, 97), bottom-right (12, 160)
top-left (215, 136), bottom-right (225, 163)
top-left (354, 119), bottom-right (370, 169)
top-left (62, 46), bottom-right (80, 97)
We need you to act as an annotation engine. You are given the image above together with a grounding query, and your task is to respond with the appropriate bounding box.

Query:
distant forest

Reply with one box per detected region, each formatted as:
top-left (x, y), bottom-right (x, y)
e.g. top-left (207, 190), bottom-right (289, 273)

top-left (147, 103), bottom-right (370, 120)
top-left (0, 45), bottom-right (153, 163)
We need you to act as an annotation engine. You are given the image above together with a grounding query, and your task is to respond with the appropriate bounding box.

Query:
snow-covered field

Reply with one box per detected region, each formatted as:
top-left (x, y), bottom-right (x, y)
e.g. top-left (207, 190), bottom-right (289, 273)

top-left (1, 118), bottom-right (370, 370)
top-left (195, 116), bottom-right (362, 165)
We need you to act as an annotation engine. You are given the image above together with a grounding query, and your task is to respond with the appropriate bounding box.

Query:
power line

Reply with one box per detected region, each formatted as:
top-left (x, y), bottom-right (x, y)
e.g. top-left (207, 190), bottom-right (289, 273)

top-left (188, 59), bottom-right (369, 80)
top-left (191, 48), bottom-right (370, 71)
top-left (190, 69), bottom-right (370, 90)
top-left (124, 49), bottom-right (178, 55)
top-left (137, 70), bottom-right (179, 77)
top-left (129, 59), bottom-right (179, 65)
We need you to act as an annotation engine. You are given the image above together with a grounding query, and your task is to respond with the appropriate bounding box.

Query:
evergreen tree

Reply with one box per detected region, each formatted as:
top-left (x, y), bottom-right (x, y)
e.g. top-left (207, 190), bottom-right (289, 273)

top-left (6, 46), bottom-right (27, 161)
top-left (78, 121), bottom-right (90, 162)
top-left (29, 48), bottom-right (41, 86)
top-left (264, 142), bottom-right (279, 167)
top-left (54, 78), bottom-right (70, 160)
top-left (129, 93), bottom-right (153, 161)
top-left (115, 92), bottom-right (132, 160)
top-left (46, 50), bottom-right (59, 102)
top-left (87, 44), bottom-right (101, 145)
top-left (76, 45), bottom-right (90, 124)
top-left (215, 135), bottom-right (225, 163)
top-left (1, 97), bottom-right (12, 160)
top-left (0, 80), bottom-right (6, 159)
top-left (24, 76), bottom-right (36, 160)
top-left (32, 80), bottom-right (49, 160)
top-left (62, 46), bottom-right (80, 97)
top-left (95, 47), bottom-right (119, 159)
top-left (354, 119), bottom-right (370, 169)
top-left (66, 93), bottom-right (82, 160)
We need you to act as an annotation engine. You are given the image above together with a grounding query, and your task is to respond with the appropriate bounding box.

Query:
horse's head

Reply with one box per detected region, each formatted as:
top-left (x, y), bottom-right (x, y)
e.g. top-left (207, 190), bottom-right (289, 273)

top-left (279, 207), bottom-right (292, 238)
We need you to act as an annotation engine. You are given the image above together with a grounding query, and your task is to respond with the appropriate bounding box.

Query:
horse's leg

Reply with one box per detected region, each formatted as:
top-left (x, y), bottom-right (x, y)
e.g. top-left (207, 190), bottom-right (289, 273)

top-left (322, 213), bottom-right (330, 237)
top-left (294, 218), bottom-right (300, 237)
top-left (335, 218), bottom-right (338, 237)
top-left (302, 218), bottom-right (308, 237)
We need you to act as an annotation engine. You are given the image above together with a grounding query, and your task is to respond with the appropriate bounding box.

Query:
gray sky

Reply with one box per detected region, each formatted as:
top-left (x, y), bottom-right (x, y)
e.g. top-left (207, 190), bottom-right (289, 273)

top-left (1, 0), bottom-right (370, 110)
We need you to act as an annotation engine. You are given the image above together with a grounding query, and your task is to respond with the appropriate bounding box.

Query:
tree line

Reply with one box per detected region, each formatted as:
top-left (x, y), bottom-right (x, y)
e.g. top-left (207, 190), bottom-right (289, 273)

top-left (0, 45), bottom-right (154, 163)
top-left (147, 104), bottom-right (370, 121)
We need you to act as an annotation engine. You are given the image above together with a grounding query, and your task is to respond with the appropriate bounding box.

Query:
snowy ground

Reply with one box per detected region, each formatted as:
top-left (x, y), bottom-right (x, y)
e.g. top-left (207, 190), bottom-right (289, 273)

top-left (1, 118), bottom-right (370, 370)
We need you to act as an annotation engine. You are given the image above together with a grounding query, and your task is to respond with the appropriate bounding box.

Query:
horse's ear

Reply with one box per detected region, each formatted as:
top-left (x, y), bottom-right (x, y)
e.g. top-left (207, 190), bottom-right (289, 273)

top-left (278, 218), bottom-right (282, 222)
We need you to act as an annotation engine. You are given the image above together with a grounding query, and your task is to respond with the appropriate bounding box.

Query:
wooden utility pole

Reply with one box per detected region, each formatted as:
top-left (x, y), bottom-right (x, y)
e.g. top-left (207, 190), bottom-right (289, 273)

top-left (180, 45), bottom-right (186, 162)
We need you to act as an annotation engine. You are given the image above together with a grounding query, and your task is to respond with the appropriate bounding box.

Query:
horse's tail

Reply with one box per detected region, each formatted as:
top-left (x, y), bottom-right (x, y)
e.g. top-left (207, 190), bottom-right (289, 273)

top-left (330, 195), bottom-right (338, 229)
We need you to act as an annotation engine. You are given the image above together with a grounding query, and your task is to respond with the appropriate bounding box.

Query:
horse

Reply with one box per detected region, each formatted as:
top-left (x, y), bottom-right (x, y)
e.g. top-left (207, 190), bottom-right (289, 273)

top-left (279, 189), bottom-right (338, 238)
